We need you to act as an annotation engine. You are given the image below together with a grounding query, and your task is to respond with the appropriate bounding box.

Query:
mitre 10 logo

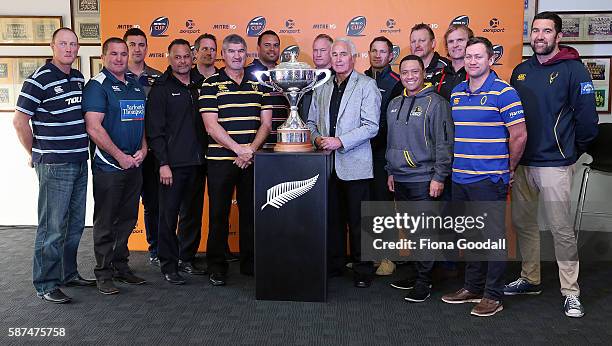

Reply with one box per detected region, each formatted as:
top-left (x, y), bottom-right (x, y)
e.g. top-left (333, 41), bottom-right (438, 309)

top-left (246, 16), bottom-right (266, 37)
top-left (450, 15), bottom-right (470, 26)
top-left (346, 16), bottom-right (367, 36)
top-left (150, 16), bottom-right (169, 37)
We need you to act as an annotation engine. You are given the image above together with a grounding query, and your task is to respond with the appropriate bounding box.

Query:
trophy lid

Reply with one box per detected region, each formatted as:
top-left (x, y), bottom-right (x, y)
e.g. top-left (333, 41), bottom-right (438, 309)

top-left (275, 53), bottom-right (312, 70)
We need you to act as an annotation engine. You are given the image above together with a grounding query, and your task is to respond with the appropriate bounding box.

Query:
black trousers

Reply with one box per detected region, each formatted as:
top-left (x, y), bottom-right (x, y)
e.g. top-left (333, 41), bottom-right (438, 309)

top-left (453, 179), bottom-right (508, 301)
top-left (328, 173), bottom-right (373, 277)
top-left (177, 164), bottom-right (205, 262)
top-left (141, 153), bottom-right (159, 258)
top-left (158, 165), bottom-right (204, 274)
top-left (371, 151), bottom-right (392, 201)
top-left (207, 161), bottom-right (254, 274)
top-left (92, 167), bottom-right (142, 280)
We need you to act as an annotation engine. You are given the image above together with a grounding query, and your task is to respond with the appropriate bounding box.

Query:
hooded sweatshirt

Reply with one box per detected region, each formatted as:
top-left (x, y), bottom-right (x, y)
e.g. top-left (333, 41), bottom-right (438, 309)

top-left (510, 45), bottom-right (598, 166)
top-left (385, 84), bottom-right (454, 183)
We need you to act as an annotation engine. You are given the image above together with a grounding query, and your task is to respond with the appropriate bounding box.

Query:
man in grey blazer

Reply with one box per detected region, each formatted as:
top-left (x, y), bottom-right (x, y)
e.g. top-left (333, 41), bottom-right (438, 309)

top-left (307, 37), bottom-right (382, 288)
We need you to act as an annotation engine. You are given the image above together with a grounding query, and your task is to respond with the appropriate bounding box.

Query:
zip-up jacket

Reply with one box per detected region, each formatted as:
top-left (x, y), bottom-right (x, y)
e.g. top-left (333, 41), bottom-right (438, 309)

top-left (365, 65), bottom-right (403, 155)
top-left (385, 84), bottom-right (454, 183)
top-left (425, 52), bottom-right (451, 84)
top-left (511, 46), bottom-right (598, 166)
top-left (146, 67), bottom-right (204, 168)
top-left (432, 64), bottom-right (467, 101)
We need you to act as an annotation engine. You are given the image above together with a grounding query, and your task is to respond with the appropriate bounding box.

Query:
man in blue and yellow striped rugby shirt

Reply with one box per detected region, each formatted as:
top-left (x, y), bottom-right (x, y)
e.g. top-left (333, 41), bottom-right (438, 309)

top-left (441, 37), bottom-right (527, 318)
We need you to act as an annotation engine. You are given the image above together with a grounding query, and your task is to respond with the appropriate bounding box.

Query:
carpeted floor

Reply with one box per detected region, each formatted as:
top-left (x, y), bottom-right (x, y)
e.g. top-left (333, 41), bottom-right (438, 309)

top-left (0, 226), bottom-right (611, 345)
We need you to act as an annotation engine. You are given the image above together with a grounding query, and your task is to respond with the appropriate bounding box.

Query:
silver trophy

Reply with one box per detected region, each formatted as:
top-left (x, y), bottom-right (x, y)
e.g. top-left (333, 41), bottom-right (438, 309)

top-left (253, 54), bottom-right (331, 152)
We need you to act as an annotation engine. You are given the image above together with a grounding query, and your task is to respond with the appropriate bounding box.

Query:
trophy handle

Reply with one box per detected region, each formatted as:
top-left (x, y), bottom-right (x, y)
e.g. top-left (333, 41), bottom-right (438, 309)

top-left (252, 70), bottom-right (282, 92)
top-left (311, 69), bottom-right (332, 90)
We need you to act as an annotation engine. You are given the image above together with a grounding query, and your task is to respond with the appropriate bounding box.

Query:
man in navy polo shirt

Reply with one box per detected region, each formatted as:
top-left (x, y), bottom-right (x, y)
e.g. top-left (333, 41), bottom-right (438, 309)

top-left (83, 37), bottom-right (148, 295)
top-left (14, 27), bottom-right (94, 304)
top-left (440, 37), bottom-right (527, 317)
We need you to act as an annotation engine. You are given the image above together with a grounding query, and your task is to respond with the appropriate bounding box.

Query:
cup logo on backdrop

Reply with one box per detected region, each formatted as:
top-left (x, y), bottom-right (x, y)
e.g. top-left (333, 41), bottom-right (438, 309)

top-left (346, 16), bottom-right (367, 36)
top-left (281, 45), bottom-right (300, 62)
top-left (493, 45), bottom-right (504, 65)
top-left (391, 45), bottom-right (401, 65)
top-left (150, 16), bottom-right (170, 37)
top-left (247, 16), bottom-right (266, 37)
top-left (450, 15), bottom-right (470, 26)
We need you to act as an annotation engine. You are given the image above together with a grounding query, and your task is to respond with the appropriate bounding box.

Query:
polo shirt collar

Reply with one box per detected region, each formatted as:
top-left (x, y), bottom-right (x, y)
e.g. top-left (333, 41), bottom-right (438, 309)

top-left (45, 59), bottom-right (75, 77)
top-left (462, 70), bottom-right (497, 94)
top-left (102, 67), bottom-right (131, 86)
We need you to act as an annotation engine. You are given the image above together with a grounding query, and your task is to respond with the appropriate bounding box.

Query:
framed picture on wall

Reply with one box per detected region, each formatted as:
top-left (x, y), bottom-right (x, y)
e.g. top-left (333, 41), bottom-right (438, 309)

top-left (71, 0), bottom-right (101, 46)
top-left (0, 56), bottom-right (82, 112)
top-left (582, 56), bottom-right (611, 113)
top-left (523, 0), bottom-right (538, 44)
top-left (90, 56), bottom-right (103, 77)
top-left (557, 12), bottom-right (612, 43)
top-left (0, 16), bottom-right (62, 45)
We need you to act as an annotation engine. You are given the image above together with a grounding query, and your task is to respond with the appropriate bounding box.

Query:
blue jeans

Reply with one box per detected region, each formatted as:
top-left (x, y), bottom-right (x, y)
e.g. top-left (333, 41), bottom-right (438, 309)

top-left (33, 161), bottom-right (88, 294)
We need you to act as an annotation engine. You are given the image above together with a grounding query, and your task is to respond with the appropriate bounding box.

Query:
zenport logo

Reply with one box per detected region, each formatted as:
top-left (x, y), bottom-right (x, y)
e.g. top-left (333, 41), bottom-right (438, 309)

top-left (346, 16), bottom-right (367, 36)
top-left (246, 16), bottom-right (266, 37)
top-left (150, 16), bottom-right (169, 37)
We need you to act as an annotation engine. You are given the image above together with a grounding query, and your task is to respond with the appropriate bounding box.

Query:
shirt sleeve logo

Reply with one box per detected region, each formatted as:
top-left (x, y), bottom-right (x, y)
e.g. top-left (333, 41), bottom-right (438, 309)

top-left (580, 81), bottom-right (595, 95)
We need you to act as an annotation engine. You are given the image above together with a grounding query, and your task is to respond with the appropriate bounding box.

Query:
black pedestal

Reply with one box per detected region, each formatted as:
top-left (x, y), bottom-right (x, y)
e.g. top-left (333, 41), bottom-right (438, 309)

top-left (254, 150), bottom-right (331, 302)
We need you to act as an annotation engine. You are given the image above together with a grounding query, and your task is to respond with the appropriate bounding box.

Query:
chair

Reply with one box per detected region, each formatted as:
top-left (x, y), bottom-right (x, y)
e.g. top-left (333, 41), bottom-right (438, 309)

top-left (573, 123), bottom-right (612, 240)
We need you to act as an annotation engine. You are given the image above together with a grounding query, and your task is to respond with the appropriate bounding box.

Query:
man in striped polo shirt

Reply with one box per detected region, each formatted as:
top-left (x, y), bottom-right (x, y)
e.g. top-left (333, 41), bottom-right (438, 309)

top-left (441, 37), bottom-right (527, 317)
top-left (200, 34), bottom-right (273, 286)
top-left (13, 28), bottom-right (94, 304)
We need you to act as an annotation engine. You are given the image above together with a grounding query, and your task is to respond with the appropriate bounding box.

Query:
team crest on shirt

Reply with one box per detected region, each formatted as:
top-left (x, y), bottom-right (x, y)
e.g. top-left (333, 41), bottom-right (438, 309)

top-left (54, 86), bottom-right (64, 94)
top-left (480, 95), bottom-right (488, 105)
top-left (549, 72), bottom-right (559, 84)
top-left (218, 84), bottom-right (228, 92)
top-left (252, 83), bottom-right (258, 92)
top-left (517, 73), bottom-right (526, 81)
top-left (410, 105), bottom-right (423, 117)
top-left (453, 98), bottom-right (460, 105)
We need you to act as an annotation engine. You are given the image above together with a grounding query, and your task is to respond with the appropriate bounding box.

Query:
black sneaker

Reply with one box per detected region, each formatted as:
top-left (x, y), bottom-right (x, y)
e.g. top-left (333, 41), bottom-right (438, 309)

top-left (97, 280), bottom-right (119, 295)
top-left (178, 261), bottom-right (208, 275)
top-left (225, 252), bottom-right (239, 263)
top-left (114, 272), bottom-right (147, 285)
top-left (149, 257), bottom-right (160, 267)
top-left (390, 277), bottom-right (416, 290)
top-left (404, 284), bottom-right (431, 303)
top-left (38, 288), bottom-right (71, 304)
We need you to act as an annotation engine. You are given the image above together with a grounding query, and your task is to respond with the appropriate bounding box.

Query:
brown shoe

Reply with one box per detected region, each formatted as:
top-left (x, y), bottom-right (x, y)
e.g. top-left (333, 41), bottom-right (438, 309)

top-left (470, 298), bottom-right (503, 317)
top-left (441, 288), bottom-right (482, 304)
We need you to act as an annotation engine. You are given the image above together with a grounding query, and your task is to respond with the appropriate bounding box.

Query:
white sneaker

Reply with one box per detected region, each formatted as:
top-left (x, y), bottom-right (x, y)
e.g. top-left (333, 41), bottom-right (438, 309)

top-left (564, 295), bottom-right (585, 318)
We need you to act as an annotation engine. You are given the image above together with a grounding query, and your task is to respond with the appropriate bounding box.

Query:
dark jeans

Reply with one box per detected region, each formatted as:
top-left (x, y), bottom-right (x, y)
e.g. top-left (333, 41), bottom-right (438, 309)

top-left (329, 173), bottom-right (373, 277)
top-left (158, 166), bottom-right (204, 274)
top-left (177, 164), bottom-right (205, 262)
top-left (141, 154), bottom-right (159, 258)
top-left (92, 167), bottom-right (142, 280)
top-left (33, 161), bottom-right (88, 294)
top-left (452, 179), bottom-right (508, 301)
top-left (394, 180), bottom-right (437, 288)
top-left (207, 161), bottom-right (254, 274)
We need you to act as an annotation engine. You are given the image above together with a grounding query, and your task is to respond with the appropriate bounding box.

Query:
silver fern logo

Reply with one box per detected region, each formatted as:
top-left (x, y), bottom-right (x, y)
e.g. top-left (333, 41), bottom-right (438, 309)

top-left (260, 175), bottom-right (319, 210)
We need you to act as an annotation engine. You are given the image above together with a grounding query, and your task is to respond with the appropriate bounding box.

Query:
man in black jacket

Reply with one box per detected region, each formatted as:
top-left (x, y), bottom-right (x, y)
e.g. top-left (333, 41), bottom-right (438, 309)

top-left (365, 36), bottom-right (402, 202)
top-left (146, 39), bottom-right (207, 284)
top-left (410, 23), bottom-right (450, 84)
top-left (432, 24), bottom-right (473, 100)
